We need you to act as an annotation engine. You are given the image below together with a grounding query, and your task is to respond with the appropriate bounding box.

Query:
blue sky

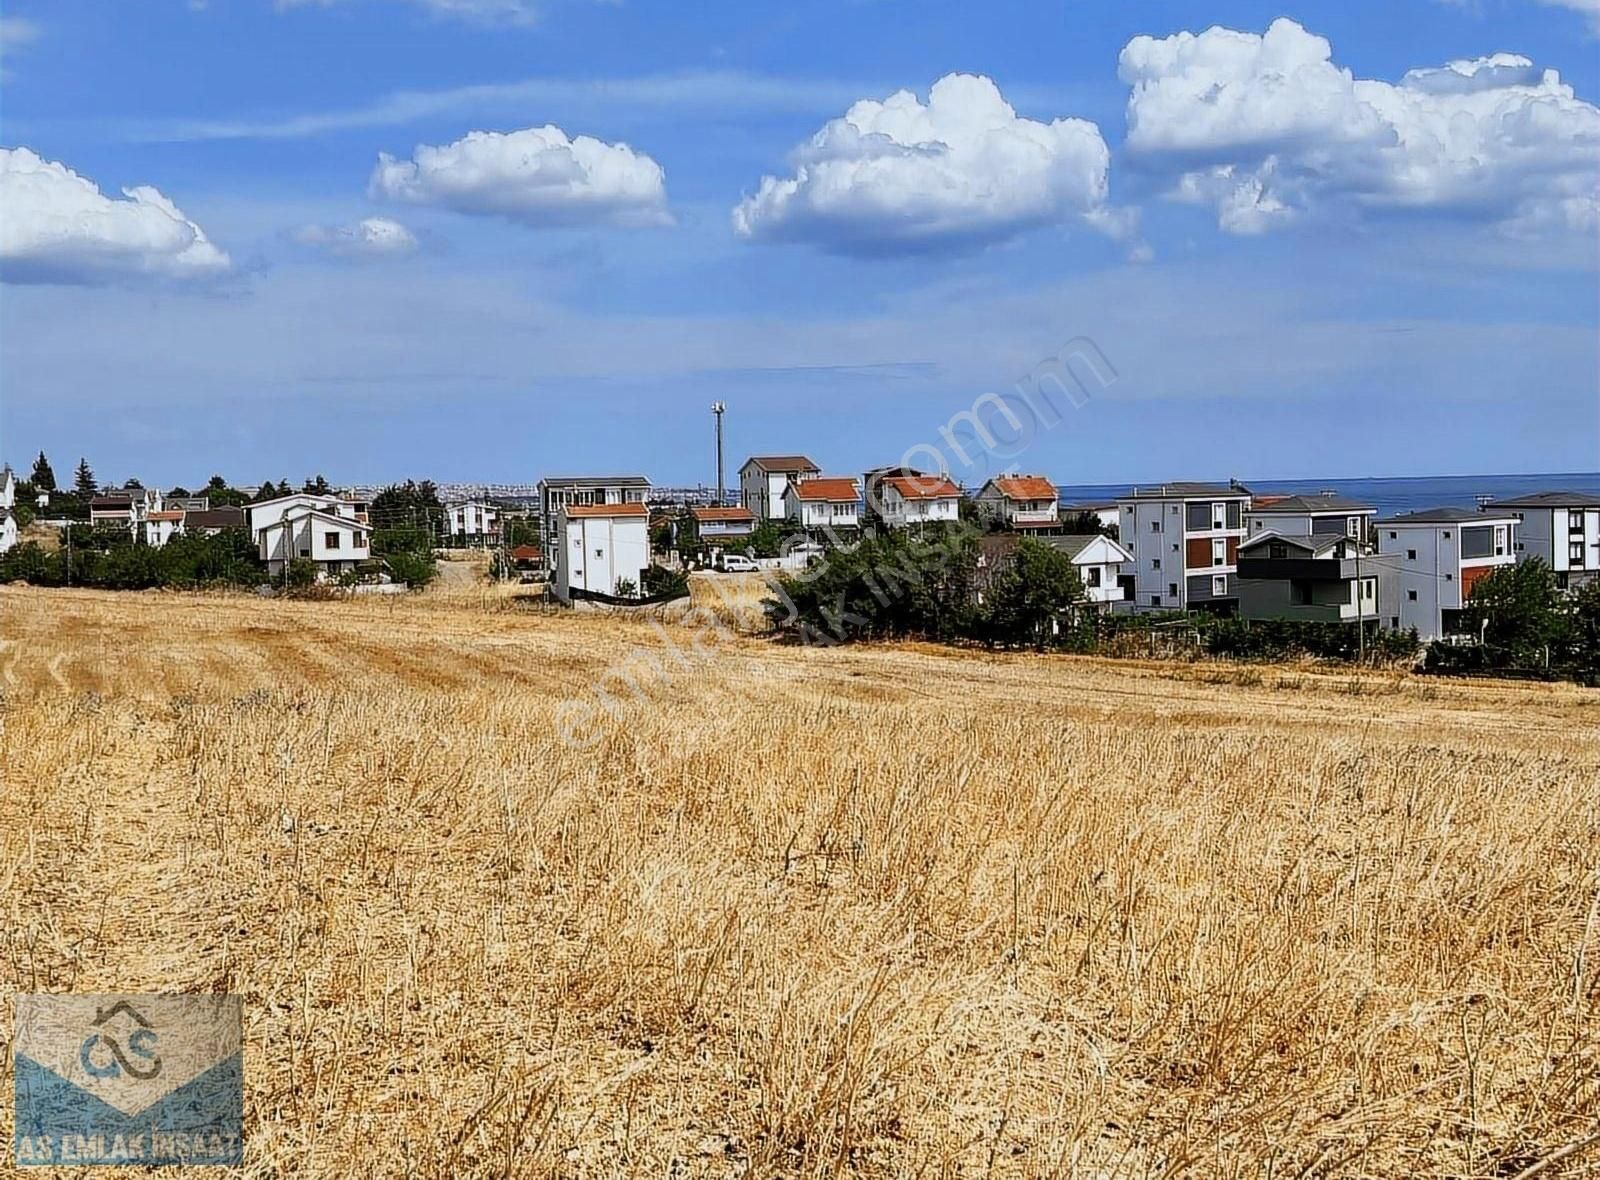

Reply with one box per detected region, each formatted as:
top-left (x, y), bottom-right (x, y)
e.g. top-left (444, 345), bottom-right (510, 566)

top-left (1, 0), bottom-right (1596, 490)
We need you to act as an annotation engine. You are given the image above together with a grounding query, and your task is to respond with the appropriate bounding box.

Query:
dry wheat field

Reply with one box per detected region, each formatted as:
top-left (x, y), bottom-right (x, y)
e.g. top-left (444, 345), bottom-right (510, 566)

top-left (2, 584), bottom-right (1599, 1178)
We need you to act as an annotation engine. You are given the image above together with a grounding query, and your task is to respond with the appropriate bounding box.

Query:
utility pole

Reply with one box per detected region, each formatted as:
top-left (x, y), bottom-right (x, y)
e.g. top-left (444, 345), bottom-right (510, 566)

top-left (711, 402), bottom-right (726, 506)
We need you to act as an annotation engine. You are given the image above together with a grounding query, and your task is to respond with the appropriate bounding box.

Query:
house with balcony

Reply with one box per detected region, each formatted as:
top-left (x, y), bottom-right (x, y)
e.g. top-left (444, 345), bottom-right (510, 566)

top-left (975, 476), bottom-right (1059, 531)
top-left (1481, 491), bottom-right (1600, 590)
top-left (1244, 493), bottom-right (1377, 549)
top-left (555, 502), bottom-right (649, 601)
top-left (442, 499), bottom-right (500, 546)
top-left (739, 456), bottom-right (819, 520)
top-left (89, 484), bottom-right (164, 535)
top-left (538, 475), bottom-right (650, 569)
top-left (877, 475), bottom-right (962, 529)
top-left (1376, 507), bottom-right (1518, 640)
top-left (691, 505), bottom-right (756, 540)
top-left (1237, 531), bottom-right (1392, 625)
top-left (1117, 482), bottom-right (1252, 612)
top-left (784, 477), bottom-right (860, 532)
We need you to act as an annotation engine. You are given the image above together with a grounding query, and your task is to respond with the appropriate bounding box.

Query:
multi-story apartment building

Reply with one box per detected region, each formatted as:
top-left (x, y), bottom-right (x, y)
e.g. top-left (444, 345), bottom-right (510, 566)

top-left (1244, 493), bottom-right (1377, 549)
top-left (537, 475), bottom-right (650, 570)
top-left (1481, 491), bottom-right (1600, 589)
top-left (1117, 482), bottom-right (1251, 612)
top-left (1376, 507), bottom-right (1518, 639)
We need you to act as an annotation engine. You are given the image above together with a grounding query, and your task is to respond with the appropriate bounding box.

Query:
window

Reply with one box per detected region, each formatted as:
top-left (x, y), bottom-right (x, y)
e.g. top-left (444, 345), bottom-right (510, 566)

top-left (1168, 583), bottom-right (1179, 598)
top-left (1444, 573), bottom-right (1453, 582)
top-left (1347, 517), bottom-right (1360, 537)
top-left (1268, 541), bottom-right (1288, 559)
top-left (1407, 549), bottom-right (1417, 561)
top-left (325, 532), bottom-right (340, 549)
top-left (1408, 589), bottom-right (1418, 601)
top-left (1389, 531), bottom-right (1398, 540)
top-left (1494, 526), bottom-right (1507, 555)
top-left (594, 547), bottom-right (604, 559)
top-left (1443, 531), bottom-right (1451, 540)
top-left (1212, 575), bottom-right (1227, 597)
top-left (1150, 595), bottom-right (1162, 607)
top-left (1086, 567), bottom-right (1101, 587)
top-left (1152, 558), bottom-right (1161, 570)
top-left (1571, 542), bottom-right (1585, 564)
top-left (1151, 520), bottom-right (1162, 533)
top-left (1390, 617), bottom-right (1399, 628)
top-left (1212, 537), bottom-right (1227, 566)
top-left (1212, 504), bottom-right (1226, 530)
top-left (1172, 542), bottom-right (1179, 552)
top-left (1362, 578), bottom-right (1375, 601)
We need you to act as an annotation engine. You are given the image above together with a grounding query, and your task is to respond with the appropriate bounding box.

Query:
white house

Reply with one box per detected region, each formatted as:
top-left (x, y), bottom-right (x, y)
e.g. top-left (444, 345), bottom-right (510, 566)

top-left (1376, 507), bottom-right (1518, 640)
top-left (555, 502), bottom-right (650, 600)
top-left (1117, 482), bottom-right (1252, 612)
top-left (143, 509), bottom-right (186, 548)
top-left (0, 466), bottom-right (15, 511)
top-left (878, 475), bottom-right (961, 528)
top-left (1245, 493), bottom-right (1377, 549)
top-left (248, 492), bottom-right (368, 537)
top-left (691, 505), bottom-right (756, 540)
top-left (740, 456), bottom-right (819, 520)
top-left (443, 499), bottom-right (500, 546)
top-left (1482, 491), bottom-right (1600, 590)
top-left (976, 475), bottom-right (1059, 531)
top-left (538, 475), bottom-right (650, 568)
top-left (258, 507), bottom-right (372, 579)
top-left (1047, 534), bottom-right (1134, 606)
top-left (784, 477), bottom-right (860, 531)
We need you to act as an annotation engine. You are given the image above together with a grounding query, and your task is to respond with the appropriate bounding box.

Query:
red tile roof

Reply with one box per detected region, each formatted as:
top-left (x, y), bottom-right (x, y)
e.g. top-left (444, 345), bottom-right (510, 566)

top-left (993, 475), bottom-right (1057, 501)
top-left (884, 475), bottom-right (961, 500)
top-left (692, 506), bottom-right (755, 522)
top-left (567, 502), bottom-right (648, 519)
top-left (790, 477), bottom-right (860, 502)
top-left (511, 544), bottom-right (542, 561)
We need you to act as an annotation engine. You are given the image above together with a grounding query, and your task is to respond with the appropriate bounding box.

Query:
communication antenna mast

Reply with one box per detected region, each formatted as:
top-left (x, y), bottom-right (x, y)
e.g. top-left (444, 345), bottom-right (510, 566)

top-left (711, 402), bottom-right (726, 505)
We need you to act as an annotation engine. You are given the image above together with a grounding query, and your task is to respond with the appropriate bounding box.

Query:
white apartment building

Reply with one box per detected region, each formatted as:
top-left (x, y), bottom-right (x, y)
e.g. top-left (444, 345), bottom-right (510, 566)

top-left (1376, 507), bottom-right (1518, 640)
top-left (538, 475), bottom-right (650, 569)
top-left (1482, 491), bottom-right (1600, 590)
top-left (739, 456), bottom-right (819, 520)
top-left (1117, 482), bottom-right (1251, 611)
top-left (555, 502), bottom-right (650, 600)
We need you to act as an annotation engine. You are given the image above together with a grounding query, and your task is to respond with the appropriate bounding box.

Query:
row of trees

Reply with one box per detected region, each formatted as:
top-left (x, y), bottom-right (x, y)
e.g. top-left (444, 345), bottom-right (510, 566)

top-left (0, 529), bottom-right (264, 590)
top-left (766, 527), bottom-right (1092, 651)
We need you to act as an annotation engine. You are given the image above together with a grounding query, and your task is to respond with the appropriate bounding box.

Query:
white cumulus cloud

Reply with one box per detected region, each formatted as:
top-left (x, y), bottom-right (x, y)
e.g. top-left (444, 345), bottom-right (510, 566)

top-left (1118, 18), bottom-right (1600, 236)
top-left (368, 124), bottom-right (670, 228)
top-left (0, 147), bottom-right (230, 284)
top-left (294, 216), bottom-right (419, 258)
top-left (731, 73), bottom-right (1124, 254)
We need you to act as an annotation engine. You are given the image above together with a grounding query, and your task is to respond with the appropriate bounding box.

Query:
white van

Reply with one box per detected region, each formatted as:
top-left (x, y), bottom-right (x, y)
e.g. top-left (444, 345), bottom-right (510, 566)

top-left (719, 553), bottom-right (759, 573)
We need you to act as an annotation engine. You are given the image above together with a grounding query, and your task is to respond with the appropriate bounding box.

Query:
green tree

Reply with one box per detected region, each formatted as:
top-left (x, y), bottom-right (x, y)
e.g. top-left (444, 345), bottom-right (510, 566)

top-left (286, 558), bottom-right (319, 589)
top-left (74, 458), bottom-right (96, 498)
top-left (1463, 558), bottom-right (1570, 670)
top-left (747, 518), bottom-right (784, 559)
top-left (1567, 580), bottom-right (1600, 683)
top-left (31, 452), bottom-right (56, 492)
top-left (168, 485), bottom-right (192, 498)
top-left (302, 474), bottom-right (331, 494)
top-left (384, 549), bottom-right (437, 589)
top-left (982, 539), bottom-right (1085, 650)
top-left (613, 575), bottom-right (638, 599)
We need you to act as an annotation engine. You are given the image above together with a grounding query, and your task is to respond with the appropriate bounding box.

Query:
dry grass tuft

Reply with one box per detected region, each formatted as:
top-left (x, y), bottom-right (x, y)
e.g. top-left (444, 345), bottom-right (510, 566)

top-left (2, 585), bottom-right (1598, 1177)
